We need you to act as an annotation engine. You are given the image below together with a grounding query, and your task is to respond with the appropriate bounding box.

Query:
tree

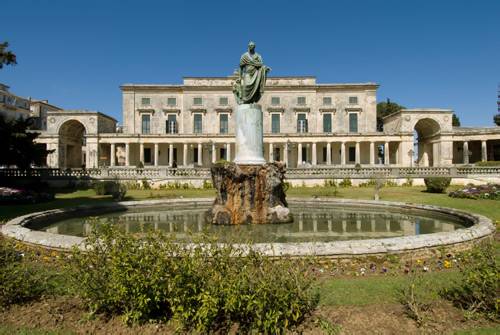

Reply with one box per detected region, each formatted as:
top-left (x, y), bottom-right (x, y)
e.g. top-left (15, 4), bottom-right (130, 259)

top-left (0, 115), bottom-right (53, 169)
top-left (376, 99), bottom-right (405, 131)
top-left (452, 113), bottom-right (461, 127)
top-left (0, 42), bottom-right (17, 69)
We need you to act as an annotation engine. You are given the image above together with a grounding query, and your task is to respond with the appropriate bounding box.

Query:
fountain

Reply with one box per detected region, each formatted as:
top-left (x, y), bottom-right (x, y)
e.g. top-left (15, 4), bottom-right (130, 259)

top-left (205, 41), bottom-right (292, 225)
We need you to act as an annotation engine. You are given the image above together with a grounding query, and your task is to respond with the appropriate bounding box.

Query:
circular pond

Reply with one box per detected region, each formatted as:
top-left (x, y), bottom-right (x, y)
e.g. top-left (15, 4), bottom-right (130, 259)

top-left (38, 203), bottom-right (470, 244)
top-left (1, 198), bottom-right (495, 256)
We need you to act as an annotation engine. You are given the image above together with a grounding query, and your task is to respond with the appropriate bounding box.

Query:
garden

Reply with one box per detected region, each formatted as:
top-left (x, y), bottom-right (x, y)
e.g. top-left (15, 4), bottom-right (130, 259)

top-left (0, 181), bottom-right (499, 334)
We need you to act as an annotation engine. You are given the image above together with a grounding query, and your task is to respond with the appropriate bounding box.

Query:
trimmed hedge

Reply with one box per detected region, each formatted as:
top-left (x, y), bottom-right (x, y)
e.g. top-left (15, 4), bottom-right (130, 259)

top-left (424, 177), bottom-right (451, 193)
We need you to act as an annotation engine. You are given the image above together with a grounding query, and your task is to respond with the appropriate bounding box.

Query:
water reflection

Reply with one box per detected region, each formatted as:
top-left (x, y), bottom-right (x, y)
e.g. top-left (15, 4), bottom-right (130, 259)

top-left (41, 205), bottom-right (467, 243)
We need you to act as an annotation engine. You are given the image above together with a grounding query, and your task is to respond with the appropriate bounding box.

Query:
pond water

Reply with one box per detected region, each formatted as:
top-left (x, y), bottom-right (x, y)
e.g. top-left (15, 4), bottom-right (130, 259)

top-left (37, 203), bottom-right (470, 243)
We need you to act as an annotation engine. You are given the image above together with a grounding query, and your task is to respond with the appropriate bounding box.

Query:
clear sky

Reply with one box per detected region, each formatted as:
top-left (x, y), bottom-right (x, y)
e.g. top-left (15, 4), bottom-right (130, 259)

top-left (1, 0), bottom-right (499, 126)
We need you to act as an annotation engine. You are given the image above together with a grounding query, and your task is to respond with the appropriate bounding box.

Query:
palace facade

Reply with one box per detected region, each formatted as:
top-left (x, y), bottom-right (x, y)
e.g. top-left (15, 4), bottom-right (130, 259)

top-left (3, 76), bottom-right (500, 169)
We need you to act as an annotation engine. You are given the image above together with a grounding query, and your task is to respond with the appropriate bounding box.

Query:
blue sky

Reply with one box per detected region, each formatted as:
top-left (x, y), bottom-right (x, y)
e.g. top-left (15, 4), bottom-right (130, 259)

top-left (1, 0), bottom-right (499, 126)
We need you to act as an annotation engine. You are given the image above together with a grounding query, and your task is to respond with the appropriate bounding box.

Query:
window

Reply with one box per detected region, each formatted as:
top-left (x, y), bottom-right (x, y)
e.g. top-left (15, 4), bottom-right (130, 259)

top-left (271, 114), bottom-right (280, 133)
top-left (141, 97), bottom-right (151, 105)
top-left (141, 114), bottom-right (151, 134)
top-left (349, 113), bottom-right (358, 133)
top-left (193, 114), bottom-right (203, 134)
top-left (220, 148), bottom-right (227, 160)
top-left (166, 114), bottom-right (177, 134)
top-left (323, 97), bottom-right (332, 105)
top-left (297, 113), bottom-right (308, 133)
top-left (193, 148), bottom-right (199, 164)
top-left (271, 97), bottom-right (280, 106)
top-left (167, 97), bottom-right (176, 106)
top-left (193, 97), bottom-right (202, 105)
top-left (219, 97), bottom-right (228, 106)
top-left (323, 113), bottom-right (332, 133)
top-left (349, 96), bottom-right (358, 104)
top-left (219, 114), bottom-right (229, 134)
top-left (348, 147), bottom-right (356, 162)
top-left (297, 96), bottom-right (306, 105)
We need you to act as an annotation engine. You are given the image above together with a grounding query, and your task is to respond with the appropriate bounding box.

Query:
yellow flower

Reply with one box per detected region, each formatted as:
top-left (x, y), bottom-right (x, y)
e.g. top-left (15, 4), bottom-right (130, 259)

top-left (416, 259), bottom-right (423, 266)
top-left (444, 260), bottom-right (452, 268)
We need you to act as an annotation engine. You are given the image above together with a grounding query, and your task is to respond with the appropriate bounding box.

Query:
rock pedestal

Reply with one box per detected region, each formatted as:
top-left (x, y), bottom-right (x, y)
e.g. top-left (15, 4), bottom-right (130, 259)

top-left (206, 162), bottom-right (292, 225)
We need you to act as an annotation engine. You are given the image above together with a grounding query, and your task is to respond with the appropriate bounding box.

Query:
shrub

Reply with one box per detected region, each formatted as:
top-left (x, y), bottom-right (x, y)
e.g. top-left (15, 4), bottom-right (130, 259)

top-left (202, 180), bottom-right (213, 189)
top-left (398, 270), bottom-right (435, 327)
top-left (70, 224), bottom-right (319, 332)
top-left (93, 181), bottom-right (127, 201)
top-left (475, 161), bottom-right (500, 167)
top-left (136, 161), bottom-right (144, 169)
top-left (442, 244), bottom-right (499, 320)
top-left (424, 177), bottom-right (451, 193)
top-left (324, 179), bottom-right (337, 187)
top-left (141, 178), bottom-right (151, 190)
top-left (339, 178), bottom-right (352, 187)
top-left (0, 238), bottom-right (51, 308)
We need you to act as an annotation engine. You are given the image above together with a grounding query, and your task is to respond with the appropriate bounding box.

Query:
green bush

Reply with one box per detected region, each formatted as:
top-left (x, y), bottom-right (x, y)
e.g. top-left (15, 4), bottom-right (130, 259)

top-left (141, 178), bottom-right (151, 190)
top-left (442, 244), bottom-right (499, 320)
top-left (69, 224), bottom-right (318, 332)
top-left (339, 178), bottom-right (352, 187)
top-left (0, 239), bottom-right (51, 308)
top-left (202, 180), bottom-right (213, 189)
top-left (475, 161), bottom-right (500, 167)
top-left (93, 181), bottom-right (127, 200)
top-left (423, 177), bottom-right (451, 193)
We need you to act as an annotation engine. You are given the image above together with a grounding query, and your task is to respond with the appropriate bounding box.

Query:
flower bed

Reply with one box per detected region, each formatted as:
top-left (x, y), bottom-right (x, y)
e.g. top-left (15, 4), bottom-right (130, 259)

top-left (0, 187), bottom-right (54, 204)
top-left (448, 184), bottom-right (500, 200)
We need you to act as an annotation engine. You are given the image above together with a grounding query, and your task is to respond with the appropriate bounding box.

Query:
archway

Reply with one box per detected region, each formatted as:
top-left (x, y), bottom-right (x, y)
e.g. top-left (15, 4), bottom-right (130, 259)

top-left (413, 118), bottom-right (441, 167)
top-left (58, 120), bottom-right (86, 168)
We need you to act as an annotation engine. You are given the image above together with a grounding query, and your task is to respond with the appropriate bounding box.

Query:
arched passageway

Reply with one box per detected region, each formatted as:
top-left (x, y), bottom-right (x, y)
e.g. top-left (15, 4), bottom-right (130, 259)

top-left (58, 120), bottom-right (86, 168)
top-left (413, 118), bottom-right (441, 167)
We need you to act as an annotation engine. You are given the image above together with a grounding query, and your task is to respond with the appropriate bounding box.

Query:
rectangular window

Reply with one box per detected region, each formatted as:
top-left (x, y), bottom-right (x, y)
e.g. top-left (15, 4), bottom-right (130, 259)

top-left (167, 97), bottom-right (176, 106)
top-left (141, 114), bottom-right (151, 134)
top-left (193, 97), bottom-right (202, 105)
top-left (193, 148), bottom-right (199, 164)
top-left (141, 97), bottom-right (150, 105)
top-left (349, 96), bottom-right (358, 104)
top-left (219, 114), bottom-right (229, 134)
top-left (322, 147), bottom-right (327, 162)
top-left (219, 97), bottom-right (228, 106)
top-left (193, 114), bottom-right (203, 134)
top-left (323, 97), bottom-right (332, 105)
top-left (271, 97), bottom-right (280, 105)
top-left (166, 114), bottom-right (177, 134)
top-left (297, 113), bottom-right (308, 133)
top-left (271, 114), bottom-right (280, 134)
top-left (349, 113), bottom-right (358, 133)
top-left (323, 113), bottom-right (332, 133)
top-left (297, 96), bottom-right (306, 105)
top-left (348, 147), bottom-right (356, 162)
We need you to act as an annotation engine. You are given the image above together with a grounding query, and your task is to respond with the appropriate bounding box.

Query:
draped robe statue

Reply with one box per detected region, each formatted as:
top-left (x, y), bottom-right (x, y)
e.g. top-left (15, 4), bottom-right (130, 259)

top-left (233, 42), bottom-right (270, 104)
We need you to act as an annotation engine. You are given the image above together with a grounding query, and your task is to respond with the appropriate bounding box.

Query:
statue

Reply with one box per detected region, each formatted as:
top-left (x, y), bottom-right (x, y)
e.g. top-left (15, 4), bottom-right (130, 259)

top-left (233, 41), bottom-right (271, 104)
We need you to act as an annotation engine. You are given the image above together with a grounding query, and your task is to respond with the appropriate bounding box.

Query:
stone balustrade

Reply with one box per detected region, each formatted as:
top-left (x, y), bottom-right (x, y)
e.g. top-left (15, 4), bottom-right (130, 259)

top-left (1, 166), bottom-right (499, 181)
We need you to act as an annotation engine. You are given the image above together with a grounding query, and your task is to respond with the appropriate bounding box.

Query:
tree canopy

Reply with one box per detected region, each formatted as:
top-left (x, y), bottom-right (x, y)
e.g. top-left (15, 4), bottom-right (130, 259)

top-left (0, 42), bottom-right (17, 69)
top-left (376, 99), bottom-right (405, 131)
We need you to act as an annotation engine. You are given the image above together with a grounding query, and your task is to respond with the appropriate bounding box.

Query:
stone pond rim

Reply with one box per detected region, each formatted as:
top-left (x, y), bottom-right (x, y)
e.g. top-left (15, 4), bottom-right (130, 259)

top-left (206, 161), bottom-right (292, 225)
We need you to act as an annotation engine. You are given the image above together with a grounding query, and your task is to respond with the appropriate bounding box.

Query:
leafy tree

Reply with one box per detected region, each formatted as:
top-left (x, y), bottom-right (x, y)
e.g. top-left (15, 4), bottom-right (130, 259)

top-left (0, 115), bottom-right (53, 169)
top-left (376, 99), bottom-right (405, 131)
top-left (452, 113), bottom-right (461, 127)
top-left (0, 42), bottom-right (17, 69)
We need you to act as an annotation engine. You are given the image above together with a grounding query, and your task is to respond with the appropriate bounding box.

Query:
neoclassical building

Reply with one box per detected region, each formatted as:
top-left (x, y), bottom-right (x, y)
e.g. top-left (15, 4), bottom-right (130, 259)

top-left (21, 76), bottom-right (500, 169)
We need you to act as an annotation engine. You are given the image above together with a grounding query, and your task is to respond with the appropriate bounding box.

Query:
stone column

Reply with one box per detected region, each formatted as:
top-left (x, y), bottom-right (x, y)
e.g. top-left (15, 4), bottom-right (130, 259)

top-left (481, 140), bottom-right (487, 162)
top-left (139, 143), bottom-right (144, 164)
top-left (125, 143), bottom-right (130, 167)
top-left (326, 142), bottom-right (332, 165)
top-left (154, 143), bottom-right (159, 166)
top-left (311, 142), bottom-right (317, 165)
top-left (355, 142), bottom-right (360, 164)
top-left (340, 142), bottom-right (346, 165)
top-left (110, 143), bottom-right (116, 166)
top-left (226, 143), bottom-right (231, 161)
top-left (169, 143), bottom-right (174, 167)
top-left (211, 143), bottom-right (216, 163)
top-left (197, 143), bottom-right (202, 166)
top-left (297, 143), bottom-right (302, 166)
top-left (384, 141), bottom-right (390, 165)
top-left (283, 143), bottom-right (288, 166)
top-left (463, 141), bottom-right (469, 164)
top-left (183, 143), bottom-right (188, 166)
top-left (269, 143), bottom-right (274, 162)
top-left (369, 141), bottom-right (375, 165)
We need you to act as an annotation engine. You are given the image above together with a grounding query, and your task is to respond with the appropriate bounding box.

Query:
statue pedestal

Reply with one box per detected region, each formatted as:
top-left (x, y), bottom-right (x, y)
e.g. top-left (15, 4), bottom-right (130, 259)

top-left (206, 162), bottom-right (292, 225)
top-left (234, 103), bottom-right (266, 165)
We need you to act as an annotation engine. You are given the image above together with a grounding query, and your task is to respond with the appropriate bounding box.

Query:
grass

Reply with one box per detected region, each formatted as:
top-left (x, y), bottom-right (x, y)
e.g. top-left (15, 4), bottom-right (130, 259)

top-left (0, 325), bottom-right (72, 335)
